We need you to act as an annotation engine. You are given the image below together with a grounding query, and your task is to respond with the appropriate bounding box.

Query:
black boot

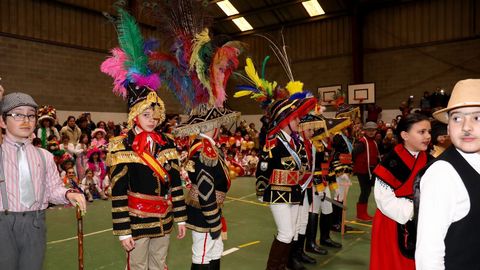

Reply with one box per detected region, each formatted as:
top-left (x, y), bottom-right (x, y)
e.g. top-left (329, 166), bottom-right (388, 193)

top-left (297, 234), bottom-right (316, 264)
top-left (305, 213), bottom-right (328, 255)
top-left (287, 240), bottom-right (307, 270)
top-left (320, 213), bottom-right (342, 248)
top-left (210, 259), bottom-right (220, 270)
top-left (266, 238), bottom-right (291, 270)
top-left (191, 263), bottom-right (210, 270)
top-left (331, 202), bottom-right (343, 232)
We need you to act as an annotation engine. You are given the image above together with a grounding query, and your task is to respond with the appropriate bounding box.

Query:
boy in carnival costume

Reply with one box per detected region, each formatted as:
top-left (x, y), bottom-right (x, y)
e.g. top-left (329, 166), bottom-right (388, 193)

top-left (101, 9), bottom-right (187, 270)
top-left (148, 1), bottom-right (244, 268)
top-left (235, 54), bottom-right (317, 270)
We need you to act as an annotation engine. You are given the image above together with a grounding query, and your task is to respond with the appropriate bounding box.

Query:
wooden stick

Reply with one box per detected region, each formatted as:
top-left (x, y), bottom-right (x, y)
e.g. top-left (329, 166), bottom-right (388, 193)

top-left (76, 206), bottom-right (84, 270)
top-left (341, 183), bottom-right (351, 237)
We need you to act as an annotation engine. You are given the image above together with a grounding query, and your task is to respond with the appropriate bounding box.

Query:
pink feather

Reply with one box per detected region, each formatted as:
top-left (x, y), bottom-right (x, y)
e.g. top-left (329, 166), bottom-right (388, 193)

top-left (210, 46), bottom-right (240, 107)
top-left (100, 48), bottom-right (128, 98)
top-left (131, 73), bottom-right (161, 90)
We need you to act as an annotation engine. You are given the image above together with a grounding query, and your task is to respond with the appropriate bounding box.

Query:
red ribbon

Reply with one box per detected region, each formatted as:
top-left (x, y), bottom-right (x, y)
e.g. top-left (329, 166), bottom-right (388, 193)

top-left (132, 131), bottom-right (165, 154)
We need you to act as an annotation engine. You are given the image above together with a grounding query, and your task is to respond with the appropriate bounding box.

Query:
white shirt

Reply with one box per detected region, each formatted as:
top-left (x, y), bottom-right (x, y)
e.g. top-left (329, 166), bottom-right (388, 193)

top-left (373, 149), bottom-right (419, 224)
top-left (415, 149), bottom-right (479, 270)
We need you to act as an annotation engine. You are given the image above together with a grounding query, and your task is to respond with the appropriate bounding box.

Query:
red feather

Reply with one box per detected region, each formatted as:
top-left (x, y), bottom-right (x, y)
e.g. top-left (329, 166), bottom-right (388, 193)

top-left (210, 46), bottom-right (240, 107)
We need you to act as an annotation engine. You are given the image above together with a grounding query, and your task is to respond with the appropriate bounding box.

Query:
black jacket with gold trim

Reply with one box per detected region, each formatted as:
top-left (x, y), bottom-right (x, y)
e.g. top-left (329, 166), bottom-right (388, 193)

top-left (184, 138), bottom-right (230, 233)
top-left (107, 130), bottom-right (187, 240)
top-left (328, 133), bottom-right (353, 177)
top-left (255, 132), bottom-right (306, 204)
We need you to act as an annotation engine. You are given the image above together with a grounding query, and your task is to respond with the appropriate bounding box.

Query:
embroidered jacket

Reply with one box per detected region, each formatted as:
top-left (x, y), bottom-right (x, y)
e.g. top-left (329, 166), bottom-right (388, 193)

top-left (184, 138), bottom-right (231, 233)
top-left (107, 130), bottom-right (187, 240)
top-left (255, 132), bottom-right (307, 204)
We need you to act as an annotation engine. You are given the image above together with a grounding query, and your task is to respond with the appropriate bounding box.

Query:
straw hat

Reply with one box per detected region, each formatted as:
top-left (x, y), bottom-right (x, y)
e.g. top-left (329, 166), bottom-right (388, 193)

top-left (433, 79), bottom-right (480, 123)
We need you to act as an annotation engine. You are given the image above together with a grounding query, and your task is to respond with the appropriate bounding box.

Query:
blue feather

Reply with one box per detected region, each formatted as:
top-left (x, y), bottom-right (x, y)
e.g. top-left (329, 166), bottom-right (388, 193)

top-left (144, 39), bottom-right (160, 53)
top-left (235, 85), bottom-right (260, 92)
top-left (289, 92), bottom-right (309, 100)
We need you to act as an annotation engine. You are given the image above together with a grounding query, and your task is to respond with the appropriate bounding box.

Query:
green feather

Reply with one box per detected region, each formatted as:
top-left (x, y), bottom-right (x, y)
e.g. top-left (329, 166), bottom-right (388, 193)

top-left (117, 9), bottom-right (147, 75)
top-left (261, 56), bottom-right (270, 80)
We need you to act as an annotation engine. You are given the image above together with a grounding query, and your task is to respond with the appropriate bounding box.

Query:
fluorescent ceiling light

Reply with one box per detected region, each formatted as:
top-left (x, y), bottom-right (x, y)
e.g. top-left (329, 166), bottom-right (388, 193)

top-left (217, 0), bottom-right (239, 16)
top-left (232, 17), bottom-right (253, 31)
top-left (302, 0), bottom-right (325, 17)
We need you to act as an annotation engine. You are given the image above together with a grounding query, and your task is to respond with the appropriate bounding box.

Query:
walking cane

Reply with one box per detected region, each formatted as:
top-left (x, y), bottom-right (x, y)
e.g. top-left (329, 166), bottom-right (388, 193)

top-left (76, 206), bottom-right (84, 270)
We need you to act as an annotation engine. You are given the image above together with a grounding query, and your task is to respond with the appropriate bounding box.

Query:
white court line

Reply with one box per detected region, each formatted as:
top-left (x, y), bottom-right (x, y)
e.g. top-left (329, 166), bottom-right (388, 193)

top-left (47, 228), bottom-right (113, 245)
top-left (224, 192), bottom-right (256, 204)
top-left (222, 248), bottom-right (240, 256)
top-left (47, 193), bottom-right (257, 245)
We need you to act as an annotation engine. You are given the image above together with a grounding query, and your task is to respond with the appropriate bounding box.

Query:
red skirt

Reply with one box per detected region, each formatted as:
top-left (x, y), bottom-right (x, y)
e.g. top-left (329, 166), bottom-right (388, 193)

top-left (370, 209), bottom-right (415, 270)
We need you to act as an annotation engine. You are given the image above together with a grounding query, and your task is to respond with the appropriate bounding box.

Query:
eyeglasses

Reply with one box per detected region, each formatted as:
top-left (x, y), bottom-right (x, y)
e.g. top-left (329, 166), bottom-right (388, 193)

top-left (5, 113), bottom-right (37, 122)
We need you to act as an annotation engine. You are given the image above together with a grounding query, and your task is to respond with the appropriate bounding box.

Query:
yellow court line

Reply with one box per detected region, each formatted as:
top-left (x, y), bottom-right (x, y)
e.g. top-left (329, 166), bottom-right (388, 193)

top-left (348, 220), bottom-right (373, 228)
top-left (238, 240), bottom-right (261, 248)
top-left (225, 196), bottom-right (269, 207)
top-left (346, 231), bottom-right (366, 234)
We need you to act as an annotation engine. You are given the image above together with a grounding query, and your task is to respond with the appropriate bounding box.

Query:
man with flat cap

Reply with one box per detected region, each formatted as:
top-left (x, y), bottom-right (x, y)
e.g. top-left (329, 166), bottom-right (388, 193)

top-left (0, 90), bottom-right (86, 270)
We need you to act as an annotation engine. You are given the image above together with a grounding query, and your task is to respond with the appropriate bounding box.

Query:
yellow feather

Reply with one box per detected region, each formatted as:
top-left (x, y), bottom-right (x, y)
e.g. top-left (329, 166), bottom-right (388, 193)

top-left (189, 28), bottom-right (213, 104)
top-left (286, 81), bottom-right (303, 95)
top-left (233, 90), bottom-right (254, 98)
top-left (244, 58), bottom-right (262, 88)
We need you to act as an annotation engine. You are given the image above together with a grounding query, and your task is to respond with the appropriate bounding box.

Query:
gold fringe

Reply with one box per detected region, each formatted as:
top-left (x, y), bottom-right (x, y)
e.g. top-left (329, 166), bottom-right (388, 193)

top-left (186, 222), bottom-right (223, 233)
top-left (112, 195), bottom-right (128, 201)
top-left (113, 217), bottom-right (131, 224)
top-left (173, 111), bottom-right (240, 137)
top-left (108, 151), bottom-right (144, 167)
top-left (112, 206), bottom-right (129, 213)
top-left (127, 92), bottom-right (166, 129)
top-left (203, 208), bottom-right (219, 216)
top-left (173, 206), bottom-right (187, 212)
top-left (108, 135), bottom-right (127, 152)
top-left (113, 229), bottom-right (132, 236)
top-left (111, 166), bottom-right (128, 190)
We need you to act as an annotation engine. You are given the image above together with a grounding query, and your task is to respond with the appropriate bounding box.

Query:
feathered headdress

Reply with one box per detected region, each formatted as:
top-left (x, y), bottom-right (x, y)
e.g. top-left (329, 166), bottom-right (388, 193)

top-left (100, 8), bottom-right (165, 129)
top-left (100, 8), bottom-right (161, 98)
top-left (151, 0), bottom-right (243, 112)
top-left (235, 32), bottom-right (314, 107)
top-left (151, 0), bottom-right (243, 136)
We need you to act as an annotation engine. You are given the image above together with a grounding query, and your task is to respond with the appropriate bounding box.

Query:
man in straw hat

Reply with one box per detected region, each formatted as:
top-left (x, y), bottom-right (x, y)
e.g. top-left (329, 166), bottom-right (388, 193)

top-left (416, 79), bottom-right (480, 270)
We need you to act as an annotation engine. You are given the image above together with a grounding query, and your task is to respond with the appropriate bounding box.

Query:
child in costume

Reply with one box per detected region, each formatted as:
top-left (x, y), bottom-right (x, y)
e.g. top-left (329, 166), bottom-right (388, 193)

top-left (102, 8), bottom-right (187, 270)
top-left (151, 1), bottom-right (244, 268)
top-left (81, 169), bottom-right (107, 201)
top-left (370, 113), bottom-right (431, 270)
top-left (36, 105), bottom-right (60, 148)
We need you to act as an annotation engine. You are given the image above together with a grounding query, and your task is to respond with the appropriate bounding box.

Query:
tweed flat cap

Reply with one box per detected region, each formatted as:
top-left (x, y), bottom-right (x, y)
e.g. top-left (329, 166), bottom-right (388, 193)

top-left (363, 121), bottom-right (378, 130)
top-left (1, 92), bottom-right (38, 114)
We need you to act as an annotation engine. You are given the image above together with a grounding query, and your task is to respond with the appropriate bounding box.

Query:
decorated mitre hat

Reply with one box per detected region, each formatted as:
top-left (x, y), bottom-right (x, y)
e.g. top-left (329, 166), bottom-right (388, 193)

top-left (267, 96), bottom-right (317, 138)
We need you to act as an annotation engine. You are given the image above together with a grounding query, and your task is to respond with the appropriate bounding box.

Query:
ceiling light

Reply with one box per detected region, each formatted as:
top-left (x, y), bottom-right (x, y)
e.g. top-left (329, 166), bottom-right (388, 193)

top-left (302, 0), bottom-right (325, 17)
top-left (232, 17), bottom-right (253, 31)
top-left (217, 0), bottom-right (239, 16)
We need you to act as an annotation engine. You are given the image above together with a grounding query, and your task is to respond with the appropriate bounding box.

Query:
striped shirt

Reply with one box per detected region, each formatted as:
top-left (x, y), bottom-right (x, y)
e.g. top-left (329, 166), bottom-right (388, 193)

top-left (1, 135), bottom-right (69, 212)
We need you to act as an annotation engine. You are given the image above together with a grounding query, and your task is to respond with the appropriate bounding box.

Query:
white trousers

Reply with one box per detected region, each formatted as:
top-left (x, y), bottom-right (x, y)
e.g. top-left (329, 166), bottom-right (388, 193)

top-left (270, 203), bottom-right (299, 243)
top-left (334, 174), bottom-right (351, 202)
top-left (296, 194), bottom-right (310, 235)
top-left (310, 187), bottom-right (333, 215)
top-left (191, 231), bottom-right (223, 264)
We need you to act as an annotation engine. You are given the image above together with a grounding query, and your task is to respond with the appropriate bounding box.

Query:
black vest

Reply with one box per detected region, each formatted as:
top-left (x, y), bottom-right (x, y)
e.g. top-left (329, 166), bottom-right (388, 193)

top-left (435, 146), bottom-right (480, 270)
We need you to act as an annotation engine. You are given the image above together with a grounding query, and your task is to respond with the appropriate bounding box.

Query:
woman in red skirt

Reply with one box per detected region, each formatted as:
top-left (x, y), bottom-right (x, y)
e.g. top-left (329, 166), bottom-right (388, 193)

top-left (370, 113), bottom-right (431, 270)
